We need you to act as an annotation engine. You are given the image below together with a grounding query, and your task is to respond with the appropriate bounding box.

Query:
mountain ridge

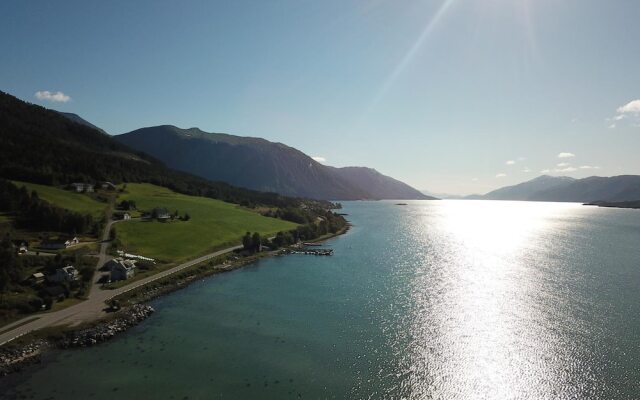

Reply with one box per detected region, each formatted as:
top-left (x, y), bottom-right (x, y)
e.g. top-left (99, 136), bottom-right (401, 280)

top-left (0, 90), bottom-right (321, 209)
top-left (469, 175), bottom-right (640, 202)
top-left (115, 125), bottom-right (433, 201)
top-left (477, 175), bottom-right (576, 201)
top-left (58, 112), bottom-right (108, 135)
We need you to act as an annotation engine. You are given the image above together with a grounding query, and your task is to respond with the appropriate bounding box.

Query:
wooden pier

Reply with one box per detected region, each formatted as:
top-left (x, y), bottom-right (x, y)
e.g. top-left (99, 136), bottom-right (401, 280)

top-left (287, 248), bottom-right (334, 256)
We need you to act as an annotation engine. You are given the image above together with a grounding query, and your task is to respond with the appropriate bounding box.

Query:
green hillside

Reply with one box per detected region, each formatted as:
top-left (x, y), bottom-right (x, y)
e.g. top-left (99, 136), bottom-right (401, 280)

top-left (13, 181), bottom-right (108, 217)
top-left (114, 183), bottom-right (298, 262)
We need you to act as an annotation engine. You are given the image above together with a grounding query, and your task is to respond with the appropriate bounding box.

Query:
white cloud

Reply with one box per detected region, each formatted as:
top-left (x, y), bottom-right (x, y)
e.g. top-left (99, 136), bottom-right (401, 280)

top-left (557, 152), bottom-right (575, 158)
top-left (540, 169), bottom-right (550, 173)
top-left (311, 156), bottom-right (326, 163)
top-left (471, 178), bottom-right (478, 182)
top-left (610, 100), bottom-right (640, 128)
top-left (557, 162), bottom-right (570, 167)
top-left (517, 157), bottom-right (526, 161)
top-left (505, 160), bottom-right (515, 165)
top-left (616, 99), bottom-right (640, 114)
top-left (522, 167), bottom-right (531, 173)
top-left (555, 167), bottom-right (577, 172)
top-left (35, 90), bottom-right (71, 103)
top-left (495, 173), bottom-right (507, 178)
top-left (579, 165), bottom-right (600, 170)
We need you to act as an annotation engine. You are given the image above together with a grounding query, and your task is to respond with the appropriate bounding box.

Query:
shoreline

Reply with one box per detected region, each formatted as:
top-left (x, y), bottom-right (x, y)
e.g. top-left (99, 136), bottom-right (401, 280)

top-left (0, 224), bottom-right (350, 378)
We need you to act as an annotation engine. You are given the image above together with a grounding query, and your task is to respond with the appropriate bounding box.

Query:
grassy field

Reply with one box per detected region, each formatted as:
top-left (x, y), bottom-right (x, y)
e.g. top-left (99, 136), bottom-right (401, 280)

top-left (13, 181), bottom-right (108, 217)
top-left (114, 183), bottom-right (298, 263)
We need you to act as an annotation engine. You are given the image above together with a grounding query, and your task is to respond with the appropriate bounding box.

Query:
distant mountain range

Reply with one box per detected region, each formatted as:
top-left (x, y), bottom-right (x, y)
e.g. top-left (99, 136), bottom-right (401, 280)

top-left (115, 125), bottom-right (433, 201)
top-left (421, 190), bottom-right (465, 200)
top-left (469, 175), bottom-right (640, 202)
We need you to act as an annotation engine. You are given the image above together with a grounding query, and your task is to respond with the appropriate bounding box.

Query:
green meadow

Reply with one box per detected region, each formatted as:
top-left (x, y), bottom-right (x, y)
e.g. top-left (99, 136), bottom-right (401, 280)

top-left (13, 181), bottom-right (108, 217)
top-left (114, 183), bottom-right (297, 263)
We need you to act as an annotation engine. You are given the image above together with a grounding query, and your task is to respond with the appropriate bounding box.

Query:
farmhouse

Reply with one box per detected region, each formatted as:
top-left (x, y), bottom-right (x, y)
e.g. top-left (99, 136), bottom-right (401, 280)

top-left (113, 211), bottom-right (131, 220)
top-left (101, 181), bottom-right (117, 191)
top-left (70, 182), bottom-right (94, 193)
top-left (47, 265), bottom-right (79, 283)
top-left (106, 258), bottom-right (136, 281)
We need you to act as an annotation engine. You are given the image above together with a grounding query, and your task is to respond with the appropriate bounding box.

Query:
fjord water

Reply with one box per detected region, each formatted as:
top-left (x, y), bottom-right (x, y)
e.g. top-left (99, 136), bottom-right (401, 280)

top-left (4, 200), bottom-right (640, 399)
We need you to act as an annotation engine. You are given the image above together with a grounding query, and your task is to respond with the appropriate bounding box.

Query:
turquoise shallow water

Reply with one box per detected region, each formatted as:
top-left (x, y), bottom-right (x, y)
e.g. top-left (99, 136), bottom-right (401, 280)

top-left (3, 200), bottom-right (640, 399)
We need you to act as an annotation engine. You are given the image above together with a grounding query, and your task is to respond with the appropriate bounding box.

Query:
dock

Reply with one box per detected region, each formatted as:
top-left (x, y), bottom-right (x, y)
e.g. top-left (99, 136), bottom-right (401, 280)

top-left (287, 248), bottom-right (334, 256)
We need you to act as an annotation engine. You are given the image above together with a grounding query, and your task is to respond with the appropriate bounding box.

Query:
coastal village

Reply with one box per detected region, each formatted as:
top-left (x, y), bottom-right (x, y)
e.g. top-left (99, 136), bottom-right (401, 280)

top-left (0, 177), bottom-right (346, 374)
top-left (0, 182), bottom-right (207, 320)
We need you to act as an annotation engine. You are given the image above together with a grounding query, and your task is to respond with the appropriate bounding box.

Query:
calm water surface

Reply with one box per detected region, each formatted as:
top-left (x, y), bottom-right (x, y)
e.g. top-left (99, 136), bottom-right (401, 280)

top-left (3, 200), bottom-right (640, 399)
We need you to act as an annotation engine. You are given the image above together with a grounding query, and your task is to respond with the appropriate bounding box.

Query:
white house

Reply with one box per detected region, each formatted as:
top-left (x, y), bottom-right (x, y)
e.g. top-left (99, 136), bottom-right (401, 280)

top-left (106, 258), bottom-right (136, 281)
top-left (113, 212), bottom-right (131, 221)
top-left (47, 265), bottom-right (79, 283)
top-left (70, 183), bottom-right (94, 193)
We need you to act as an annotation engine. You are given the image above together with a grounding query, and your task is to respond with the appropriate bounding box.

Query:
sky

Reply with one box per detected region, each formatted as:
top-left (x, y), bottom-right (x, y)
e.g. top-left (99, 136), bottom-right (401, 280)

top-left (1, 0), bottom-right (639, 195)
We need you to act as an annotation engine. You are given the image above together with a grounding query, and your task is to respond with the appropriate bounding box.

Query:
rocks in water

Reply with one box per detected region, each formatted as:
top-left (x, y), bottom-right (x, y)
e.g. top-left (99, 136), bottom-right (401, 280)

top-left (0, 339), bottom-right (48, 376)
top-left (1, 302), bottom-right (151, 377)
top-left (57, 304), bottom-right (155, 349)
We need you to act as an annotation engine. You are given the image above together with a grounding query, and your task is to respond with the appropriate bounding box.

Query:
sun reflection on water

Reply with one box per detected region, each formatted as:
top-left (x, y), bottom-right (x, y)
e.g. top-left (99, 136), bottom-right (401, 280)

top-left (395, 200), bottom-right (600, 399)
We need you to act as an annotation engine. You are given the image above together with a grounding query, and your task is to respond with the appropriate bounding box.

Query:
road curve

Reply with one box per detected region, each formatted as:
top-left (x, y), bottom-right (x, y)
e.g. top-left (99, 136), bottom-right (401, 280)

top-left (0, 226), bottom-right (242, 346)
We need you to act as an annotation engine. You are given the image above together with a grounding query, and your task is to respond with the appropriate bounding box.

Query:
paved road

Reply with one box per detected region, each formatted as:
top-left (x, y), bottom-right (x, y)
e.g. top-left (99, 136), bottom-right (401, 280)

top-left (0, 219), bottom-right (242, 346)
top-left (88, 219), bottom-right (117, 299)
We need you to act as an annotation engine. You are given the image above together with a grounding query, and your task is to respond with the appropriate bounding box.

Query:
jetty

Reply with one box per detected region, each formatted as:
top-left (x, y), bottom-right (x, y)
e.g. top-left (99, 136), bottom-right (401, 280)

top-left (287, 248), bottom-right (334, 256)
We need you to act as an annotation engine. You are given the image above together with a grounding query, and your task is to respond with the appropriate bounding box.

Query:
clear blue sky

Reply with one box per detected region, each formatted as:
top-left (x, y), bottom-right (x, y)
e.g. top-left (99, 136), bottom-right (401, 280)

top-left (2, 0), bottom-right (639, 195)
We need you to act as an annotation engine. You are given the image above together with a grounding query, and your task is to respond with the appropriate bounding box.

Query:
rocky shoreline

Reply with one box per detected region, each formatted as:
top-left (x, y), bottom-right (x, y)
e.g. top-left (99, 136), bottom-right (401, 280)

top-left (0, 304), bottom-right (154, 377)
top-left (0, 339), bottom-right (49, 377)
top-left (57, 304), bottom-right (155, 348)
top-left (0, 227), bottom-right (349, 379)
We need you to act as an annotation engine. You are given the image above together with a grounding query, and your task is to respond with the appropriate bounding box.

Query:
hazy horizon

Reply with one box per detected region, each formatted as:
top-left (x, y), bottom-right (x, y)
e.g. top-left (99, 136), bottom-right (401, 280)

top-left (2, 0), bottom-right (639, 195)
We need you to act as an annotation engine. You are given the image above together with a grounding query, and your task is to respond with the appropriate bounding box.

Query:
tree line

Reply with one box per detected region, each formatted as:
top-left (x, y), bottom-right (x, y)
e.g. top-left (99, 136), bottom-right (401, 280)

top-left (0, 179), bottom-right (100, 235)
top-left (243, 209), bottom-right (348, 252)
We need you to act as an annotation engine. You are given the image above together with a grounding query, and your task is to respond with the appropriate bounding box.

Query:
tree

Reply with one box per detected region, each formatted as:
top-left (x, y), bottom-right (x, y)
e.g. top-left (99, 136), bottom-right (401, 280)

top-left (0, 269), bottom-right (9, 303)
top-left (43, 296), bottom-right (53, 310)
top-left (242, 232), bottom-right (253, 251)
top-left (0, 236), bottom-right (20, 290)
top-left (251, 232), bottom-right (262, 252)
